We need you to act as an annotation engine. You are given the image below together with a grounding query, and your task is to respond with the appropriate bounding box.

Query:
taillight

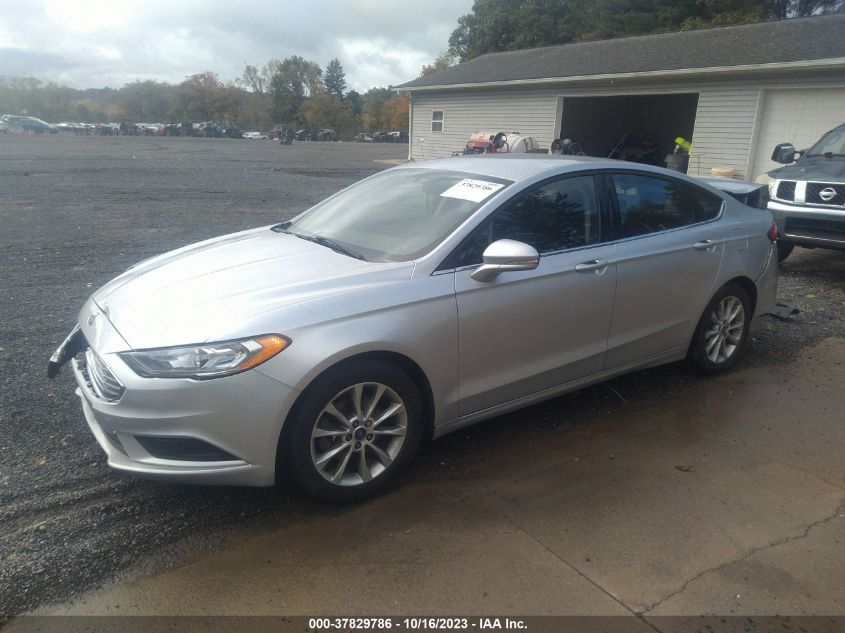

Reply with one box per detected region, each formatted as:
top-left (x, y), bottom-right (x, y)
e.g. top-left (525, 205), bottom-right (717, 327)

top-left (767, 223), bottom-right (779, 242)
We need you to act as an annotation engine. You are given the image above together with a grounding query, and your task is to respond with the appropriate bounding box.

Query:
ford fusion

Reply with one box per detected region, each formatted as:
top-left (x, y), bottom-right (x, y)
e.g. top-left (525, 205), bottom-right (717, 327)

top-left (48, 156), bottom-right (778, 501)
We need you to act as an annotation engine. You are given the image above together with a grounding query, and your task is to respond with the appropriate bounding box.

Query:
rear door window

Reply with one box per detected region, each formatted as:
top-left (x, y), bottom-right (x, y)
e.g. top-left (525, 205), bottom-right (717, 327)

top-left (612, 173), bottom-right (722, 238)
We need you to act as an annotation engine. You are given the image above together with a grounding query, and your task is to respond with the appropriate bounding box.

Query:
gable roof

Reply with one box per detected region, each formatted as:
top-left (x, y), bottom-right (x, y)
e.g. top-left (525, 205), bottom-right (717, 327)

top-left (399, 14), bottom-right (845, 90)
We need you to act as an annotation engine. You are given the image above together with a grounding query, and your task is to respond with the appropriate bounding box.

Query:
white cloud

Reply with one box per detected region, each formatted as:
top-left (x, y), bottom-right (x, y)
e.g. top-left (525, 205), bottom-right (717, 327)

top-left (0, 0), bottom-right (472, 89)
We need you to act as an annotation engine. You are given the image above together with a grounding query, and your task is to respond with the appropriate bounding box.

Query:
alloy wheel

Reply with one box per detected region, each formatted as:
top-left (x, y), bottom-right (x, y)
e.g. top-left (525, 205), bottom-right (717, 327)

top-left (310, 382), bottom-right (408, 486)
top-left (704, 296), bottom-right (745, 364)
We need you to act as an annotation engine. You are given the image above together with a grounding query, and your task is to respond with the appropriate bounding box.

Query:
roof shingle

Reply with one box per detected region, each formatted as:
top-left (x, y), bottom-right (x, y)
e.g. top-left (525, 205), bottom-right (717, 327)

top-left (399, 14), bottom-right (845, 89)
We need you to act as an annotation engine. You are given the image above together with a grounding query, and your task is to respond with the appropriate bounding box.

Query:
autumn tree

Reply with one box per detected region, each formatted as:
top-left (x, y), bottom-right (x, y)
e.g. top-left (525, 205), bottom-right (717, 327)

top-left (420, 52), bottom-right (458, 77)
top-left (117, 80), bottom-right (175, 121)
top-left (299, 89), bottom-right (358, 133)
top-left (360, 86), bottom-right (393, 130)
top-left (380, 93), bottom-right (410, 130)
top-left (174, 72), bottom-right (246, 123)
top-left (238, 64), bottom-right (267, 93)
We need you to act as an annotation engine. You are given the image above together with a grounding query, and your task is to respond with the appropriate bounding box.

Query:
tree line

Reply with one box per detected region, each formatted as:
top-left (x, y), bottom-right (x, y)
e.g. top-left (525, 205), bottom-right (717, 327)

top-left (4, 0), bottom-right (842, 132)
top-left (0, 57), bottom-right (409, 137)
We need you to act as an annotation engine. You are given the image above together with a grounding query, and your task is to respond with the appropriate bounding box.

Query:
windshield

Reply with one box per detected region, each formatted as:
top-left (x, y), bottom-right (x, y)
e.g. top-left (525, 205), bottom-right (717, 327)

top-left (806, 128), bottom-right (845, 157)
top-left (286, 168), bottom-right (512, 262)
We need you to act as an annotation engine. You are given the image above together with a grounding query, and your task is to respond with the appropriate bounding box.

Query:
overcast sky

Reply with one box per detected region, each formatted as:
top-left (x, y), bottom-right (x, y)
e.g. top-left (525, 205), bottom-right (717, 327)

top-left (0, 0), bottom-right (473, 91)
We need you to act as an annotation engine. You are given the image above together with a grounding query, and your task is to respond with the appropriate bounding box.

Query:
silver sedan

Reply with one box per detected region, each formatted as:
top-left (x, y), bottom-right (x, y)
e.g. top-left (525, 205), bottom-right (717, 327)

top-left (49, 156), bottom-right (779, 501)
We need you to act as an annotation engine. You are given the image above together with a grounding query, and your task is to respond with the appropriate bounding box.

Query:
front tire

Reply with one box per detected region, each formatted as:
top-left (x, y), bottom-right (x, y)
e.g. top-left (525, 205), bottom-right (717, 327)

top-left (688, 284), bottom-right (751, 374)
top-left (282, 359), bottom-right (423, 502)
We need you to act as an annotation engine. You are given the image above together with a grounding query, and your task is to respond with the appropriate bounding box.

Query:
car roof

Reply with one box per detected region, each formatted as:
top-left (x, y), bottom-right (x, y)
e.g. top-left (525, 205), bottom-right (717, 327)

top-left (400, 154), bottom-right (621, 181)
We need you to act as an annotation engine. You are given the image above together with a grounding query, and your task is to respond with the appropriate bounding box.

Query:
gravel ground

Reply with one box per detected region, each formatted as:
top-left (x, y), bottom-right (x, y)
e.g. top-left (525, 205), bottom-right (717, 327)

top-left (1, 134), bottom-right (843, 623)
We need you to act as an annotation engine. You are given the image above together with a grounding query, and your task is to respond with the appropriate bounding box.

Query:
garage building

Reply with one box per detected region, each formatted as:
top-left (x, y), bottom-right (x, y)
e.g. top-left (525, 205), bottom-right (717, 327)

top-left (398, 14), bottom-right (845, 180)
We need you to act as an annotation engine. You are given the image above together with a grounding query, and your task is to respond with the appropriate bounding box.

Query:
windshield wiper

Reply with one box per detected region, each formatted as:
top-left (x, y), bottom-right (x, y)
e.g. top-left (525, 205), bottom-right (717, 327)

top-left (290, 232), bottom-right (367, 261)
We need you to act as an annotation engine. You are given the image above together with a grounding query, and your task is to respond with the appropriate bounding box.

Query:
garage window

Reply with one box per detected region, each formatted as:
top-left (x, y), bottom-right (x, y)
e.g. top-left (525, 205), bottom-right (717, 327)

top-left (431, 110), bottom-right (444, 133)
top-left (612, 174), bottom-right (722, 238)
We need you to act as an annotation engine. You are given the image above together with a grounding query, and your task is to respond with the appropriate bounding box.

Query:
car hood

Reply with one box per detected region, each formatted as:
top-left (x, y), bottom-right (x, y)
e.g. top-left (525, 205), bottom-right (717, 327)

top-left (90, 227), bottom-right (413, 349)
top-left (770, 157), bottom-right (845, 181)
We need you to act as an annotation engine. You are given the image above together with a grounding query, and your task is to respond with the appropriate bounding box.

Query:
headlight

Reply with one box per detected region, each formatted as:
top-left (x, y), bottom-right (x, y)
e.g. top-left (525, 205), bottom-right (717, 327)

top-left (120, 334), bottom-right (290, 379)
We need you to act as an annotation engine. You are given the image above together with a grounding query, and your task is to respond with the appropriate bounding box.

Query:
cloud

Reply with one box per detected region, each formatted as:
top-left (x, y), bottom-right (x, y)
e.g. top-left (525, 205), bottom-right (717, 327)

top-left (0, 0), bottom-right (472, 90)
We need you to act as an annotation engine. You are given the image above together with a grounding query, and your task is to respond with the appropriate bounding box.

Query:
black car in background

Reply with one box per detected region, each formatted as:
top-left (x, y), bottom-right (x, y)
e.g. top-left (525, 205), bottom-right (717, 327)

top-left (763, 124), bottom-right (845, 262)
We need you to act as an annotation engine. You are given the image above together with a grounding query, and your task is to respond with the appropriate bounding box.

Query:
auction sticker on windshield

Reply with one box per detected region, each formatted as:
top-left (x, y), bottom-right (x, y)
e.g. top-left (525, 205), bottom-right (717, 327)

top-left (440, 178), bottom-right (505, 203)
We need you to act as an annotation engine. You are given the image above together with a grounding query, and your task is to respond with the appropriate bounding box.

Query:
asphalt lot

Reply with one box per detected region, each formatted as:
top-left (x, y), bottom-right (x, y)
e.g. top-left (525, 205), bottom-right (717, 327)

top-left (1, 135), bottom-right (844, 625)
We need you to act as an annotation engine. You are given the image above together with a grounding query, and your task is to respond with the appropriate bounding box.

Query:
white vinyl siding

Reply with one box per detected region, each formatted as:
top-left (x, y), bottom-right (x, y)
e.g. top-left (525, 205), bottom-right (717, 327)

top-left (410, 87), bottom-right (559, 161)
top-left (408, 71), bottom-right (845, 181)
top-left (688, 88), bottom-right (761, 179)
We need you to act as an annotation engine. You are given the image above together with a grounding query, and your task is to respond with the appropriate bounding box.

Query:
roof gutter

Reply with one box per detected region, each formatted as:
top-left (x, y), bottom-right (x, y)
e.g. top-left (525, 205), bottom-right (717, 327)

top-left (399, 57), bottom-right (845, 91)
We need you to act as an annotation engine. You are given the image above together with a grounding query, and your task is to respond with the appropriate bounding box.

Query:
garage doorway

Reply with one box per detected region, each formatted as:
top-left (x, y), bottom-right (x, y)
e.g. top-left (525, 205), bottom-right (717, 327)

top-left (749, 88), bottom-right (845, 179)
top-left (559, 93), bottom-right (699, 171)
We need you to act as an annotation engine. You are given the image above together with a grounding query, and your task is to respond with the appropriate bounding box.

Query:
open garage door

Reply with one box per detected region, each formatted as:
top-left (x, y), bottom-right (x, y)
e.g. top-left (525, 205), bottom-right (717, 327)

top-left (560, 93), bottom-right (699, 171)
top-left (750, 88), bottom-right (845, 179)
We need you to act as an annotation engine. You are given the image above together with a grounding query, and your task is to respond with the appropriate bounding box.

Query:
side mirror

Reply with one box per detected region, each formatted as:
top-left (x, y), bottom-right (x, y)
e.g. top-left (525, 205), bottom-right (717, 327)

top-left (771, 143), bottom-right (798, 164)
top-left (470, 239), bottom-right (540, 282)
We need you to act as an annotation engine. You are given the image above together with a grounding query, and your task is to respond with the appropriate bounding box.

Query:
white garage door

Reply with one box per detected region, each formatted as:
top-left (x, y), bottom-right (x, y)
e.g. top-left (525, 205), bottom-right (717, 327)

top-left (750, 88), bottom-right (845, 179)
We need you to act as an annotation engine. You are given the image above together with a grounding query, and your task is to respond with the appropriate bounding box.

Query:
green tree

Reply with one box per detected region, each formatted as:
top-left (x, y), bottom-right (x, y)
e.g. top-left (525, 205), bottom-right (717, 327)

top-left (266, 56), bottom-right (323, 124)
top-left (117, 80), bottom-right (175, 121)
top-left (324, 58), bottom-right (347, 100)
top-left (345, 89), bottom-right (363, 115)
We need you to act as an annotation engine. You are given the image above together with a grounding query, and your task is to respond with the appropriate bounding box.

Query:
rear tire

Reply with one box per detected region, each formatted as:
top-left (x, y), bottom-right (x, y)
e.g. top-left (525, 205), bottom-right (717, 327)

top-left (776, 241), bottom-right (794, 263)
top-left (688, 284), bottom-right (752, 374)
top-left (281, 359), bottom-right (423, 502)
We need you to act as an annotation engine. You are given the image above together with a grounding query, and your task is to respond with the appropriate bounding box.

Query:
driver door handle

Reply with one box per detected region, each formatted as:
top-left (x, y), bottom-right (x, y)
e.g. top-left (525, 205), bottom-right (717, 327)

top-left (575, 259), bottom-right (609, 273)
top-left (693, 240), bottom-right (715, 251)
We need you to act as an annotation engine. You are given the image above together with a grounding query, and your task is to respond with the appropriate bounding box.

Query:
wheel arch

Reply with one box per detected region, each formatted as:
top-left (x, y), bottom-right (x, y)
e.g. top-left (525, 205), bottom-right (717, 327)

top-left (275, 350), bottom-right (436, 481)
top-left (723, 275), bottom-right (758, 315)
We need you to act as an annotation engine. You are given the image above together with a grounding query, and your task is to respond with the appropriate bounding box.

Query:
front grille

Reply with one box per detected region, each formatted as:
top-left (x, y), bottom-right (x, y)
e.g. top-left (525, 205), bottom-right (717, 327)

top-left (775, 181), bottom-right (796, 201)
top-left (76, 349), bottom-right (125, 402)
top-left (806, 182), bottom-right (845, 206)
top-left (784, 217), bottom-right (845, 243)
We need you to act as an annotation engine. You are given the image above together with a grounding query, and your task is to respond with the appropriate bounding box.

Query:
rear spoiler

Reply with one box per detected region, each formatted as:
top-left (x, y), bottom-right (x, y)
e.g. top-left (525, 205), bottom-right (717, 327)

top-left (692, 176), bottom-right (769, 209)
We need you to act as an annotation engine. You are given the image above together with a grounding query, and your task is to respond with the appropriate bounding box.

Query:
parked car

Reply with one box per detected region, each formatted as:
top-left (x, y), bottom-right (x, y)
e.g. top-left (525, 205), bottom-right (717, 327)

top-left (119, 121), bottom-right (140, 136)
top-left (55, 122), bottom-right (90, 135)
top-left (137, 123), bottom-right (160, 136)
top-left (2, 115), bottom-right (58, 134)
top-left (317, 128), bottom-right (336, 141)
top-left (759, 123), bottom-right (845, 262)
top-left (387, 131), bottom-right (409, 143)
top-left (95, 123), bottom-right (119, 136)
top-left (243, 131), bottom-right (268, 140)
top-left (0, 117), bottom-right (8, 133)
top-left (354, 133), bottom-right (373, 143)
top-left (371, 131), bottom-right (388, 143)
top-left (48, 156), bottom-right (778, 501)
